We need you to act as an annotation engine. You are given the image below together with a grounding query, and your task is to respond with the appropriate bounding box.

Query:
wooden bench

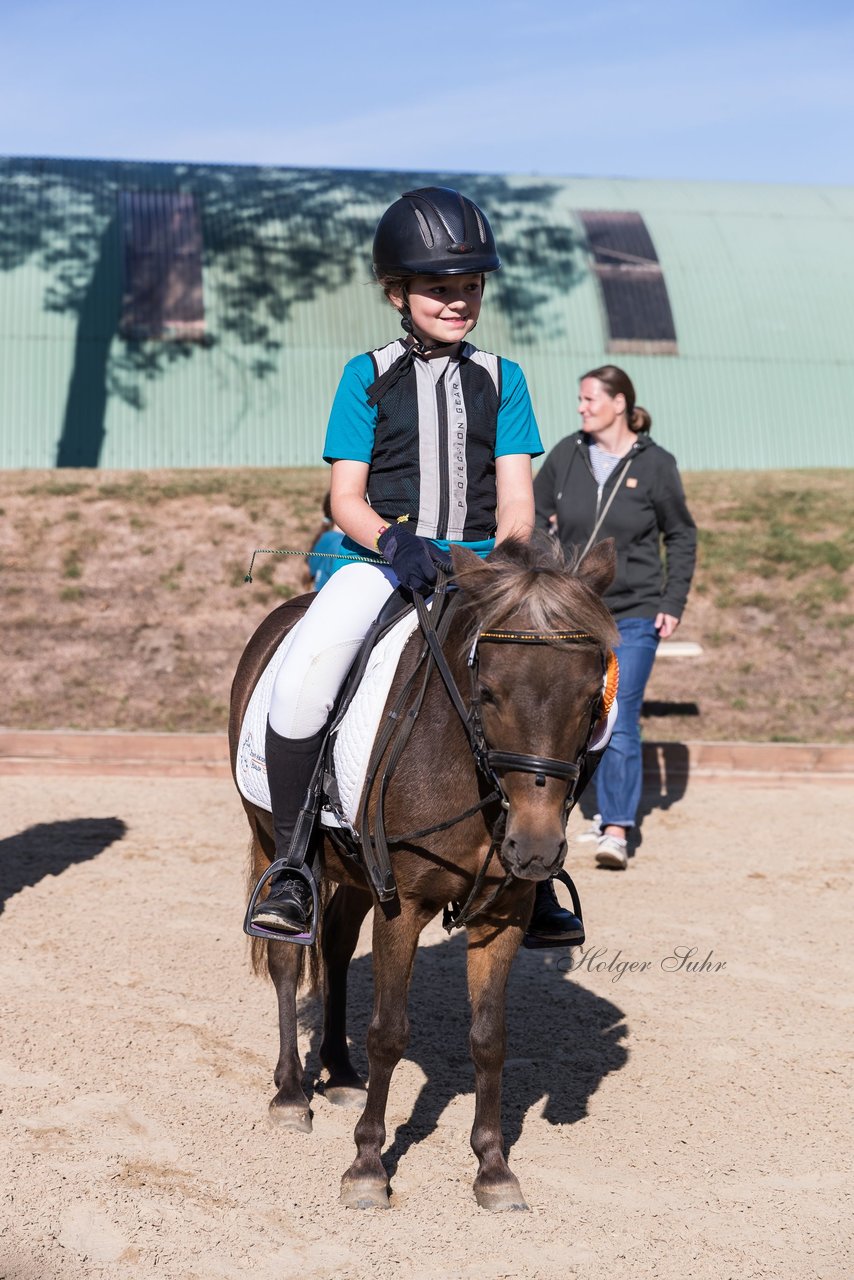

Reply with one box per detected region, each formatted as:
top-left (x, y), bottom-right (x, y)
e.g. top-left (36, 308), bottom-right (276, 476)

top-left (655, 641), bottom-right (703, 658)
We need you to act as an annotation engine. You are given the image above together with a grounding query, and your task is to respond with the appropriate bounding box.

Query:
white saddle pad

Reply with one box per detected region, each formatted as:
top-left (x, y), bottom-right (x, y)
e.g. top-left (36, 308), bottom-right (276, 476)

top-left (235, 608), bottom-right (421, 827)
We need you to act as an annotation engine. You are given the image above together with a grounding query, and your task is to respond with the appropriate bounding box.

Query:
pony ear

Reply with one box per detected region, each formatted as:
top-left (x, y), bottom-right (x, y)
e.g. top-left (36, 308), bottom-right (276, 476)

top-left (575, 538), bottom-right (617, 597)
top-left (450, 544), bottom-right (489, 579)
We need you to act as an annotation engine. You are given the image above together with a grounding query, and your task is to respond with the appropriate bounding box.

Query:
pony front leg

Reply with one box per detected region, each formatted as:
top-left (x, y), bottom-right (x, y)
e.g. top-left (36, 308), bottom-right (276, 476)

top-left (466, 915), bottom-right (530, 1211)
top-left (340, 905), bottom-right (425, 1210)
top-left (266, 939), bottom-right (312, 1132)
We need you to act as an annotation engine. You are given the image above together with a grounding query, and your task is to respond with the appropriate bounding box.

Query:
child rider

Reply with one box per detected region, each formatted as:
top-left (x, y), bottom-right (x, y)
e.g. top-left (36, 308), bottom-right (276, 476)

top-left (250, 186), bottom-right (582, 948)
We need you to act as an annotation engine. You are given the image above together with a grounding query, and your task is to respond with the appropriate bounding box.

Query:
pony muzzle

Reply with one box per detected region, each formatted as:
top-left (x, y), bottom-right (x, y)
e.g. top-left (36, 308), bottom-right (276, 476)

top-left (499, 825), bottom-right (568, 881)
top-left (497, 780), bottom-right (572, 880)
top-left (488, 750), bottom-right (578, 879)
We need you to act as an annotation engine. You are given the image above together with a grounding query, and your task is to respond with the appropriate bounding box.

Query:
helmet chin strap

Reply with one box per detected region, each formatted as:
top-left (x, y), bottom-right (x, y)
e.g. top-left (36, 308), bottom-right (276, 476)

top-left (400, 310), bottom-right (464, 354)
top-left (400, 289), bottom-right (436, 352)
top-left (399, 304), bottom-right (426, 346)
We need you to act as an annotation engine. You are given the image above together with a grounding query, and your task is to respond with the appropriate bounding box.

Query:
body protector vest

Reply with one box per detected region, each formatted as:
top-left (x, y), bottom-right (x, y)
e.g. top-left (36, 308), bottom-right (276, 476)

top-left (366, 340), bottom-right (502, 542)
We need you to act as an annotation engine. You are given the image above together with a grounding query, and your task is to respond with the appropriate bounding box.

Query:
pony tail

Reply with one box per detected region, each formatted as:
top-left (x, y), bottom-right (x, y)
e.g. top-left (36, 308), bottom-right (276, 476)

top-left (631, 405), bottom-right (652, 434)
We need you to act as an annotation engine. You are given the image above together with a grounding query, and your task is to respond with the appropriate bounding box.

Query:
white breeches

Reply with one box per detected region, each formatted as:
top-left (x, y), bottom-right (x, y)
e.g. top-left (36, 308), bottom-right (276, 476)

top-left (268, 562), bottom-right (399, 738)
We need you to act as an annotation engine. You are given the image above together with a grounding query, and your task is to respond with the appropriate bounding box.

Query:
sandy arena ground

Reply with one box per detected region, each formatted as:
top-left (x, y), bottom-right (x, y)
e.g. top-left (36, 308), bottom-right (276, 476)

top-left (0, 774), bottom-right (851, 1280)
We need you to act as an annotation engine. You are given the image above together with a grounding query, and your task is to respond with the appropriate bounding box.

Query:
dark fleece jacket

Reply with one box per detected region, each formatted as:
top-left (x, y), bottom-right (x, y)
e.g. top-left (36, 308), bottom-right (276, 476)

top-left (533, 431), bottom-right (697, 621)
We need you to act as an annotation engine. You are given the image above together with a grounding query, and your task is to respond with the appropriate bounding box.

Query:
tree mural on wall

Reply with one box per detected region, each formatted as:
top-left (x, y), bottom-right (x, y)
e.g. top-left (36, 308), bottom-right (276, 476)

top-left (0, 158), bottom-right (585, 467)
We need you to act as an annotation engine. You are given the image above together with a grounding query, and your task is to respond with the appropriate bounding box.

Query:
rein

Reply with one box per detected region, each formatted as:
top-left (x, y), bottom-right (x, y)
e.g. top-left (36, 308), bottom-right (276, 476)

top-left (363, 578), bottom-right (605, 932)
top-left (357, 583), bottom-right (501, 903)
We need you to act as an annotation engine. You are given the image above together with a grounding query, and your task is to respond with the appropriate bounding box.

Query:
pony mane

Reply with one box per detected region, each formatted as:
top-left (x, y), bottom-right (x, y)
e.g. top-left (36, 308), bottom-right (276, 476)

top-left (455, 533), bottom-right (619, 652)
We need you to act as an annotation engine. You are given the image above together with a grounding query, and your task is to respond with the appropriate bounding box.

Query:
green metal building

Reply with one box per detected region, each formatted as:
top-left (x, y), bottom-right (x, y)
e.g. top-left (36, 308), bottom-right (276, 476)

top-left (0, 155), bottom-right (852, 471)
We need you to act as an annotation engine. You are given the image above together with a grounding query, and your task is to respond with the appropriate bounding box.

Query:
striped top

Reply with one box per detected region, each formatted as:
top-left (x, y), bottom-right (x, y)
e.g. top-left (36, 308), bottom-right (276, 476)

top-left (324, 340), bottom-right (543, 543)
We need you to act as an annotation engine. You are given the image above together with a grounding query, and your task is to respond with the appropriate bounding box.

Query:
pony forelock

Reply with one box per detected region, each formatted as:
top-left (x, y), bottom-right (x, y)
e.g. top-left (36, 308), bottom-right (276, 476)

top-left (454, 533), bottom-right (619, 652)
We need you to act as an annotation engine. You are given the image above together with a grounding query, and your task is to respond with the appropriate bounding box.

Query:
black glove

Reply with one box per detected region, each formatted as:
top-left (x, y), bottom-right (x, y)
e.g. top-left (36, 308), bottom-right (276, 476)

top-left (377, 523), bottom-right (452, 595)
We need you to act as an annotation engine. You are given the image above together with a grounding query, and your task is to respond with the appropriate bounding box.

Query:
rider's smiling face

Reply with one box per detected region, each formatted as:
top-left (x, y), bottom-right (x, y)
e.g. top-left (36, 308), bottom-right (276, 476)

top-left (390, 273), bottom-right (483, 347)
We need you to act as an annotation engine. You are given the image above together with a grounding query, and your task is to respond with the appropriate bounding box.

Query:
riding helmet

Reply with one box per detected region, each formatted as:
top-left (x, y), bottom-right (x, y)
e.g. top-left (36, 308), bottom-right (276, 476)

top-left (372, 187), bottom-right (500, 278)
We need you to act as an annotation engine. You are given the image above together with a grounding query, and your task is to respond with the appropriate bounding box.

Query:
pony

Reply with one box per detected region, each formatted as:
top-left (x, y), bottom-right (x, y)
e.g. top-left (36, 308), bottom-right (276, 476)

top-left (229, 535), bottom-right (618, 1211)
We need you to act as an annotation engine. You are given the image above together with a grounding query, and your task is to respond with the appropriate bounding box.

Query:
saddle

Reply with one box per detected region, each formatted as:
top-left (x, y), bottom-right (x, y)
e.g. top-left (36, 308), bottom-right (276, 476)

top-left (236, 587), bottom-right (426, 903)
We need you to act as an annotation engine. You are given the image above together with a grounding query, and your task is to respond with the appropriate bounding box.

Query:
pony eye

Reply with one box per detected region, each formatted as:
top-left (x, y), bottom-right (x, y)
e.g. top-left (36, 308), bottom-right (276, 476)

top-left (479, 685), bottom-right (496, 705)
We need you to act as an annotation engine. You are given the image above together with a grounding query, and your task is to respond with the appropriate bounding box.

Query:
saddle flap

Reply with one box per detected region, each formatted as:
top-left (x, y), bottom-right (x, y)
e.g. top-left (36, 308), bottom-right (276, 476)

top-left (329, 609), bottom-right (422, 825)
top-left (235, 599), bottom-right (420, 824)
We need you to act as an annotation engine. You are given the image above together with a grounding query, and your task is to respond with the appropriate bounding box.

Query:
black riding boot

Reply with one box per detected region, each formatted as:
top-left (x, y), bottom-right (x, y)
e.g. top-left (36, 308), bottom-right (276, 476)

top-left (249, 720), bottom-right (326, 936)
top-left (523, 878), bottom-right (585, 948)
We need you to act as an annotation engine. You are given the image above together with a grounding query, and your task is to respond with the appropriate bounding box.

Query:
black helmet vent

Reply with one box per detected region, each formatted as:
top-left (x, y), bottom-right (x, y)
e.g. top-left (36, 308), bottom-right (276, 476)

top-left (407, 188), bottom-right (466, 244)
top-left (412, 207), bottom-right (434, 248)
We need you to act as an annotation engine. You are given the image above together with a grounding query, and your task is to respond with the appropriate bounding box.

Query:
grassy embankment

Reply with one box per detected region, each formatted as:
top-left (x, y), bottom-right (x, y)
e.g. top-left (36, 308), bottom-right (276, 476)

top-left (0, 467), bottom-right (851, 742)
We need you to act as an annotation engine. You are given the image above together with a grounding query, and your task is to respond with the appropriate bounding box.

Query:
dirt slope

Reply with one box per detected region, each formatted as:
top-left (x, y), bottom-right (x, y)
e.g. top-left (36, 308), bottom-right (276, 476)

top-left (0, 467), bottom-right (852, 742)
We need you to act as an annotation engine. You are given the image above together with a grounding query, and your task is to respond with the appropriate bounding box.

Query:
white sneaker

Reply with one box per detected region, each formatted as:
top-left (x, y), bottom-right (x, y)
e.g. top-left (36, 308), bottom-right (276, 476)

top-left (576, 813), bottom-right (602, 843)
top-left (595, 834), bottom-right (628, 870)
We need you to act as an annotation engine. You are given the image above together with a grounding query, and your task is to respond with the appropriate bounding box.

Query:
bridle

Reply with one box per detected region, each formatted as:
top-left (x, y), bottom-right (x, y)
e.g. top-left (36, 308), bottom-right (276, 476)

top-left (466, 627), bottom-right (604, 802)
top-left (354, 583), bottom-right (611, 932)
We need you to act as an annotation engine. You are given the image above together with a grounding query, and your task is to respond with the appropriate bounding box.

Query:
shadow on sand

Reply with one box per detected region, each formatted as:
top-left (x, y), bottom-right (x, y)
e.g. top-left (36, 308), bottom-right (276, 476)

top-left (577, 741), bottom-right (691, 856)
top-left (0, 817), bottom-right (127, 915)
top-left (297, 928), bottom-right (627, 1178)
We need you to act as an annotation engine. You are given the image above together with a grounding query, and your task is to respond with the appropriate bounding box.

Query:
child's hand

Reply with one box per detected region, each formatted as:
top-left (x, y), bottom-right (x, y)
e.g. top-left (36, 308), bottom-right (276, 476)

top-left (377, 524), bottom-right (450, 595)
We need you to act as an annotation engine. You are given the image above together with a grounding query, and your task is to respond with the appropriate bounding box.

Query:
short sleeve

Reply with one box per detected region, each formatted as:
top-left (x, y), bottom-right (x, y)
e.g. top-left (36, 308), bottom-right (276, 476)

top-left (322, 354), bottom-right (377, 464)
top-left (495, 359), bottom-right (543, 458)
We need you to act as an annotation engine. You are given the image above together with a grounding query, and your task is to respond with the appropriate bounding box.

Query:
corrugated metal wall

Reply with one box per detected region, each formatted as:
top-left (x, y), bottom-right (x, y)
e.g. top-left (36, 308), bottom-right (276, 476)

top-left (0, 157), bottom-right (852, 471)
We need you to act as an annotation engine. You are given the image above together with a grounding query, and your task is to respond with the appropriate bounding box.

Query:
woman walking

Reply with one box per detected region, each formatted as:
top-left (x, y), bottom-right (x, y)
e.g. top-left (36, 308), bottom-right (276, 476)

top-left (534, 365), bottom-right (697, 869)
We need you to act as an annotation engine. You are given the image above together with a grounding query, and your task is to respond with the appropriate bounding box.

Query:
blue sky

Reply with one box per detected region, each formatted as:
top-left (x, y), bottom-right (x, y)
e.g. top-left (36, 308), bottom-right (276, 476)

top-left (2, 0), bottom-right (852, 184)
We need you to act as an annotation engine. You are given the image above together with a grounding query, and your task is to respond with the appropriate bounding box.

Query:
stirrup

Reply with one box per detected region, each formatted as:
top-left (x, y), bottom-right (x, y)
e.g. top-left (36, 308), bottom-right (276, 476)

top-left (243, 858), bottom-right (319, 947)
top-left (555, 867), bottom-right (584, 921)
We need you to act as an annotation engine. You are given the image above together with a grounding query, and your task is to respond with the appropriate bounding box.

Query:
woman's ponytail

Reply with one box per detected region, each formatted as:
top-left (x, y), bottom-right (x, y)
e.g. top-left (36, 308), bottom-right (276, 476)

top-left (631, 405), bottom-right (652, 434)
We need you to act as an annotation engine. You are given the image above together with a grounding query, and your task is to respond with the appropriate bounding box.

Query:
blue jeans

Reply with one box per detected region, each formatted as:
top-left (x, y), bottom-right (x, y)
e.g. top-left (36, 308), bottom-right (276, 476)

top-left (593, 617), bottom-right (659, 830)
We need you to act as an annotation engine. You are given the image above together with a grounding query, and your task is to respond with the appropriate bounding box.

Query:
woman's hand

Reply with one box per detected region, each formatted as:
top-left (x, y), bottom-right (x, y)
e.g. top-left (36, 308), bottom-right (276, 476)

top-left (655, 613), bottom-right (680, 639)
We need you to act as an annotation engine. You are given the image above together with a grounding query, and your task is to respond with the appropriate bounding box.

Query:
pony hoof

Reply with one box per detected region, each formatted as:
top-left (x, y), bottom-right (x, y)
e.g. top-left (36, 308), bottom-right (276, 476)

top-left (267, 1101), bottom-right (312, 1133)
top-left (474, 1182), bottom-right (530, 1212)
top-left (323, 1086), bottom-right (367, 1110)
top-left (340, 1177), bottom-right (390, 1210)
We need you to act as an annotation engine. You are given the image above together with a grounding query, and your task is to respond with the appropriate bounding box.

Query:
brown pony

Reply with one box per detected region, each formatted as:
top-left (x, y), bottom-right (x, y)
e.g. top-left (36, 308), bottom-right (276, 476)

top-left (229, 535), bottom-right (618, 1211)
